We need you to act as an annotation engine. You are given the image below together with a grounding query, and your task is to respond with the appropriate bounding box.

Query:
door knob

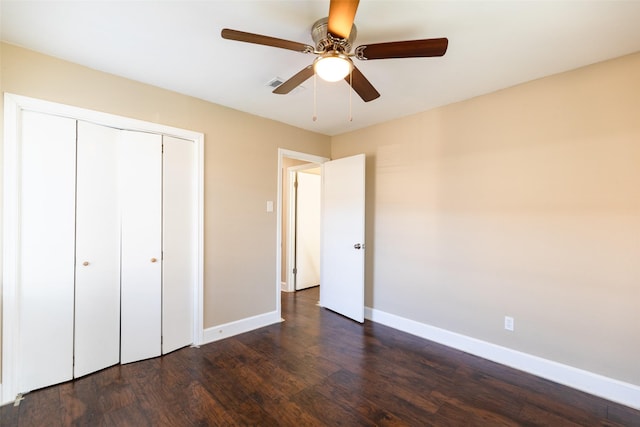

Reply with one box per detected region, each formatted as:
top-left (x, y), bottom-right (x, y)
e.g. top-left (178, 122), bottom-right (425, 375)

top-left (150, 258), bottom-right (158, 263)
top-left (354, 243), bottom-right (362, 250)
top-left (82, 261), bottom-right (89, 266)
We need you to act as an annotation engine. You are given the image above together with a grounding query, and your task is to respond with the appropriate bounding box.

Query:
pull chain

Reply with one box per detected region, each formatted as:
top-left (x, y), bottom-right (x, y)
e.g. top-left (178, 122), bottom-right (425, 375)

top-left (313, 72), bottom-right (317, 122)
top-left (349, 67), bottom-right (353, 122)
top-left (312, 67), bottom-right (355, 123)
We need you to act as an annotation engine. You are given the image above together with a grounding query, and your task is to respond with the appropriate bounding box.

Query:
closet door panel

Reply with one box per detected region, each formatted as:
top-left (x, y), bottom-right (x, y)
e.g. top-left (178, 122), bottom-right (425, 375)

top-left (74, 121), bottom-right (121, 378)
top-left (120, 131), bottom-right (162, 364)
top-left (18, 111), bottom-right (76, 392)
top-left (162, 136), bottom-right (195, 354)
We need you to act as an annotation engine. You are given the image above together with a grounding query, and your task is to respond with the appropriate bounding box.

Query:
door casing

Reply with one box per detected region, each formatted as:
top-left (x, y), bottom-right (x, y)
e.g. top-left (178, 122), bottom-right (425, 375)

top-left (276, 150), bottom-right (328, 315)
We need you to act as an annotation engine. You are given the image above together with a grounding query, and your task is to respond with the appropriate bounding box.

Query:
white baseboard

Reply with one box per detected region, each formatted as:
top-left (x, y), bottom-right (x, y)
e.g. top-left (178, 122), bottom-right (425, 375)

top-left (202, 310), bottom-right (283, 344)
top-left (365, 306), bottom-right (640, 411)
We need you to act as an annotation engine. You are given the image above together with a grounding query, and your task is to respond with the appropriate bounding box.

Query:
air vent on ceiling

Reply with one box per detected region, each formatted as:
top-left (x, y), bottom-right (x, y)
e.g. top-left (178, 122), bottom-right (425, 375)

top-left (266, 77), bottom-right (284, 88)
top-left (266, 77), bottom-right (306, 94)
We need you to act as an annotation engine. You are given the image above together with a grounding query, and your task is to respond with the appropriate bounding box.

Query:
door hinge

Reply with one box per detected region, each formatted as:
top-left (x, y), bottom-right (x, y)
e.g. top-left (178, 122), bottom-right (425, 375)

top-left (293, 268), bottom-right (297, 275)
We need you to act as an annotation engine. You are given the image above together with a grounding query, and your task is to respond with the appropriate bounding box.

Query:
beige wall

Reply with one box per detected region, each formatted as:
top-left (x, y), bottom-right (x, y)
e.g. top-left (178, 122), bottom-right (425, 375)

top-left (2, 41), bottom-right (639, 391)
top-left (0, 43), bottom-right (331, 343)
top-left (332, 52), bottom-right (640, 386)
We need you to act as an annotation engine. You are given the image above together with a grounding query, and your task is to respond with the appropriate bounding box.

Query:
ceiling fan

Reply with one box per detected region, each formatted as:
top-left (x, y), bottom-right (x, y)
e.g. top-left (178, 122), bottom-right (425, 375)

top-left (221, 0), bottom-right (448, 102)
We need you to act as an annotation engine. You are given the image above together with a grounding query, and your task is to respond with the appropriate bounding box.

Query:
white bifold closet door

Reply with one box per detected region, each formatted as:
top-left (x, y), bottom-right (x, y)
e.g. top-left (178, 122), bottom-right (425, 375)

top-left (18, 111), bottom-right (77, 392)
top-left (74, 121), bottom-right (121, 378)
top-left (119, 130), bottom-right (163, 364)
top-left (14, 110), bottom-right (195, 393)
top-left (162, 136), bottom-right (195, 353)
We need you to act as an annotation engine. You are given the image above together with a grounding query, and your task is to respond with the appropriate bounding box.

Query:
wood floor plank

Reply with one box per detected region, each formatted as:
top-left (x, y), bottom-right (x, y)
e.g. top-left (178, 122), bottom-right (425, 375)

top-left (318, 368), bottom-right (434, 426)
top-left (434, 400), bottom-right (520, 427)
top-left (0, 402), bottom-right (20, 426)
top-left (290, 383), bottom-right (371, 427)
top-left (58, 381), bottom-right (92, 425)
top-left (1, 286), bottom-right (639, 426)
top-left (607, 404), bottom-right (640, 427)
top-left (334, 366), bottom-right (448, 424)
top-left (180, 381), bottom-right (240, 427)
top-left (188, 353), bottom-right (281, 425)
top-left (518, 402), bottom-right (605, 427)
top-left (17, 386), bottom-right (64, 427)
top-left (210, 341), bottom-right (309, 398)
top-left (249, 395), bottom-right (327, 426)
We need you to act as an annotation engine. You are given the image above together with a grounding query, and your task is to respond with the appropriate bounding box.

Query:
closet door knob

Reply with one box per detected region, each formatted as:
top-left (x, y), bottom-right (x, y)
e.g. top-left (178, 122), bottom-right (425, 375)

top-left (82, 261), bottom-right (90, 266)
top-left (150, 258), bottom-right (158, 263)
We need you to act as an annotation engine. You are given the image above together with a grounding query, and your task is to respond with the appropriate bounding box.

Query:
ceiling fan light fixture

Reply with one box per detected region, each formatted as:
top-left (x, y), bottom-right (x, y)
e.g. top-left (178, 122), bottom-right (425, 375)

top-left (314, 51), bottom-right (352, 82)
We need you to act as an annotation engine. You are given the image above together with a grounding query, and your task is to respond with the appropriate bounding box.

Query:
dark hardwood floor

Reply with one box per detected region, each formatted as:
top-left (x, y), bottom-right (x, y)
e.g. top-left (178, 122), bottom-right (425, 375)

top-left (2, 286), bottom-right (639, 426)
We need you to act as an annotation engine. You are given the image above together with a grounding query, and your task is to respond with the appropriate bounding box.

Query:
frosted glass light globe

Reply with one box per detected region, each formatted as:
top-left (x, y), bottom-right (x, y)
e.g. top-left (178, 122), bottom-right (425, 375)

top-left (314, 53), bottom-right (353, 82)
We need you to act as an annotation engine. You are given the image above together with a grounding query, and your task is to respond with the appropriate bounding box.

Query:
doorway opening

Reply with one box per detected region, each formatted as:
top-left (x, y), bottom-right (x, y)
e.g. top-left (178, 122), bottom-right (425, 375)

top-left (287, 164), bottom-right (321, 292)
top-left (276, 149), bottom-right (329, 319)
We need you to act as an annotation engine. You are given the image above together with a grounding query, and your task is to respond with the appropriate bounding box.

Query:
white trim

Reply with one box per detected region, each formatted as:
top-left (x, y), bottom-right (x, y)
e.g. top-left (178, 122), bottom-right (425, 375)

top-left (2, 95), bottom-right (21, 406)
top-left (194, 129), bottom-right (205, 347)
top-left (281, 281), bottom-right (294, 292)
top-left (202, 311), bottom-right (283, 344)
top-left (2, 93), bottom-right (205, 405)
top-left (4, 94), bottom-right (203, 142)
top-left (365, 306), bottom-right (640, 411)
top-left (286, 168), bottom-right (297, 293)
top-left (275, 149), bottom-right (329, 318)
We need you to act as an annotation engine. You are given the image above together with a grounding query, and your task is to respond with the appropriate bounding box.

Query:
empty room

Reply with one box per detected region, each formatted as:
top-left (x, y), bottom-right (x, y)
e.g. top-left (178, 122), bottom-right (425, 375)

top-left (1, 1), bottom-right (639, 425)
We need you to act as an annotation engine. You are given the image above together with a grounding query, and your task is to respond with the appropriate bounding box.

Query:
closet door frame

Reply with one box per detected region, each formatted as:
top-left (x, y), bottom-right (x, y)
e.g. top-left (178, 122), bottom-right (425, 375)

top-left (1, 93), bottom-right (205, 405)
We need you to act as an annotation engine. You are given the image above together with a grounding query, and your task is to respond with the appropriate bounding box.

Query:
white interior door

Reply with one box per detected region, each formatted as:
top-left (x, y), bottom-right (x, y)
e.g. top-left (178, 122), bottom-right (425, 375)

top-left (320, 154), bottom-right (366, 322)
top-left (162, 135), bottom-right (195, 353)
top-left (119, 130), bottom-right (163, 364)
top-left (18, 111), bottom-right (76, 392)
top-left (295, 171), bottom-right (321, 290)
top-left (74, 121), bottom-right (121, 377)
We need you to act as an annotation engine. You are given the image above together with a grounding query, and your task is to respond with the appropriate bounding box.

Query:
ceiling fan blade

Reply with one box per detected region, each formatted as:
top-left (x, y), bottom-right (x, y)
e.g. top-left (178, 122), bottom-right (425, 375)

top-left (328, 0), bottom-right (360, 39)
top-left (356, 38), bottom-right (448, 60)
top-left (221, 28), bottom-right (313, 53)
top-left (345, 65), bottom-right (380, 102)
top-left (273, 65), bottom-right (315, 95)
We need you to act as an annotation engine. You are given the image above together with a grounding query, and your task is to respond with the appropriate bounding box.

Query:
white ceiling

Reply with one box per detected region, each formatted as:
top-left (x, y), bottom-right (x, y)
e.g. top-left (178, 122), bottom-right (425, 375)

top-left (2, 1), bottom-right (640, 136)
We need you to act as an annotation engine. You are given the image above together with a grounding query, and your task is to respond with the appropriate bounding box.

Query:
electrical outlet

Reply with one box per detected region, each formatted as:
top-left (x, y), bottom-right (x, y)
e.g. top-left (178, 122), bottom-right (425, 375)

top-left (504, 316), bottom-right (515, 331)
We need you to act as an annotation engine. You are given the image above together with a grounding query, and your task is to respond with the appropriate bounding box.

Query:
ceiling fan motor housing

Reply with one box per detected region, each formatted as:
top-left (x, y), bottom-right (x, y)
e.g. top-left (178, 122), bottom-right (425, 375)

top-left (312, 17), bottom-right (357, 53)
